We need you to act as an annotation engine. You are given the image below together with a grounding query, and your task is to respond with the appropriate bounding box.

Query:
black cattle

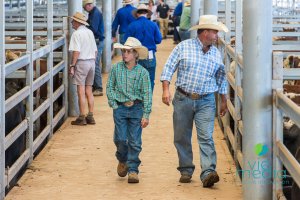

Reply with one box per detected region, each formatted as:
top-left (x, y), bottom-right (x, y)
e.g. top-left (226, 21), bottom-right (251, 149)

top-left (284, 123), bottom-right (300, 157)
top-left (5, 81), bottom-right (26, 191)
top-left (291, 147), bottom-right (300, 200)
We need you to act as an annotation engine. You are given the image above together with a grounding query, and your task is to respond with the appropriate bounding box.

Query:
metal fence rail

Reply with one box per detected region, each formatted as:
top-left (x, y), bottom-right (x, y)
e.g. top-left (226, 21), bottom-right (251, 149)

top-left (0, 1), bottom-right (68, 199)
top-left (218, 1), bottom-right (300, 199)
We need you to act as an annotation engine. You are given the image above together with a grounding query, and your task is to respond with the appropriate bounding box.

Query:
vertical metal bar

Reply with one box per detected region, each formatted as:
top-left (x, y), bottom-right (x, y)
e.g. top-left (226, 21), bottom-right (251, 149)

top-left (225, 0), bottom-right (231, 43)
top-left (102, 0), bottom-right (112, 73)
top-left (191, 0), bottom-right (202, 38)
top-left (67, 0), bottom-right (81, 117)
top-left (47, 0), bottom-right (54, 138)
top-left (0, 0), bottom-right (6, 198)
top-left (35, 42), bottom-right (41, 134)
top-left (114, 0), bottom-right (123, 55)
top-left (221, 0), bottom-right (232, 146)
top-left (115, 0), bottom-right (122, 13)
top-left (62, 17), bottom-right (69, 120)
top-left (26, 0), bottom-right (34, 164)
top-left (272, 52), bottom-right (284, 200)
top-left (243, 0), bottom-right (273, 199)
top-left (204, 0), bottom-right (218, 15)
top-left (234, 0), bottom-right (242, 170)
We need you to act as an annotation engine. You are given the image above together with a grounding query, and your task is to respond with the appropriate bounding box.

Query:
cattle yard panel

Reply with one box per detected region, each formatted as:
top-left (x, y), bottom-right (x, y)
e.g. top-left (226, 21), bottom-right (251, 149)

top-left (273, 52), bottom-right (300, 199)
top-left (218, 1), bottom-right (300, 199)
top-left (0, 1), bottom-right (68, 198)
top-left (1, 2), bottom-right (5, 200)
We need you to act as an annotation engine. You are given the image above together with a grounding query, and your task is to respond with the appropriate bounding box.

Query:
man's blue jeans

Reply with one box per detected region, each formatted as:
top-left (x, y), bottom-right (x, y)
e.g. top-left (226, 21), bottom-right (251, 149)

top-left (113, 103), bottom-right (143, 173)
top-left (119, 33), bottom-right (126, 45)
top-left (172, 91), bottom-right (216, 181)
top-left (93, 40), bottom-right (104, 90)
top-left (138, 54), bottom-right (156, 91)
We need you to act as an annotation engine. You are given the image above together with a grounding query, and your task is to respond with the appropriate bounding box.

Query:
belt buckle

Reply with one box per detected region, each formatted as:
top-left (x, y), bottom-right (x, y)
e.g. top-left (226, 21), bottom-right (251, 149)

top-left (123, 101), bottom-right (134, 107)
top-left (191, 93), bottom-right (200, 100)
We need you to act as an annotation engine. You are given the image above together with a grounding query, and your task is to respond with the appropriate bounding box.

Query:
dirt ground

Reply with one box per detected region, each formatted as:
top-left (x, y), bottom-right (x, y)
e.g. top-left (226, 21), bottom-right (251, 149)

top-left (6, 39), bottom-right (242, 200)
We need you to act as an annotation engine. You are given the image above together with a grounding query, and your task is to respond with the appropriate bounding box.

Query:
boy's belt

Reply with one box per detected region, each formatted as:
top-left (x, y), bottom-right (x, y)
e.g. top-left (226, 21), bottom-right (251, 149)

top-left (116, 100), bottom-right (142, 107)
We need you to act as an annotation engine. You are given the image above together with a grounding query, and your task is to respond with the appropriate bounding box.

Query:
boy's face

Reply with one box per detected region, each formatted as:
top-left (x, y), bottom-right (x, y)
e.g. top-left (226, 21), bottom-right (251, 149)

top-left (121, 49), bottom-right (137, 63)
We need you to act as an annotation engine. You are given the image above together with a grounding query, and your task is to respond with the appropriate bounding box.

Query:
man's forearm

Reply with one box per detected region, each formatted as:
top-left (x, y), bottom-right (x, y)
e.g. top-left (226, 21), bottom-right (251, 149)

top-left (220, 94), bottom-right (227, 102)
top-left (162, 80), bottom-right (170, 91)
top-left (71, 51), bottom-right (80, 66)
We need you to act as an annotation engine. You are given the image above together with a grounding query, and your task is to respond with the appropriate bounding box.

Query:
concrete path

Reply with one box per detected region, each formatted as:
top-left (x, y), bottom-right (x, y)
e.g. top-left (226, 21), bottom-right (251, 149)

top-left (6, 39), bottom-right (242, 200)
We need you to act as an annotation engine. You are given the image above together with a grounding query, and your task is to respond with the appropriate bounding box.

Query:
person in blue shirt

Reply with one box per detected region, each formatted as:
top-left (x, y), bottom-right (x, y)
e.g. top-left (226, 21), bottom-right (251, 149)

top-left (124, 4), bottom-right (162, 91)
top-left (112, 0), bottom-right (137, 44)
top-left (172, 1), bottom-right (183, 44)
top-left (83, 0), bottom-right (105, 96)
top-left (161, 15), bottom-right (229, 188)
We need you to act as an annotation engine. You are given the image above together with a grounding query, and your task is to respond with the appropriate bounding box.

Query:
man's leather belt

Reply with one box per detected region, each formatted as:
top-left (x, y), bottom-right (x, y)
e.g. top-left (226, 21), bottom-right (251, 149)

top-left (117, 99), bottom-right (142, 107)
top-left (177, 87), bottom-right (207, 100)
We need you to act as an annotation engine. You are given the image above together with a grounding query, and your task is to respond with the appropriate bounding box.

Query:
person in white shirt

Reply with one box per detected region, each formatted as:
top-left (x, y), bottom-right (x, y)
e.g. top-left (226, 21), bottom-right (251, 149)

top-left (68, 12), bottom-right (98, 126)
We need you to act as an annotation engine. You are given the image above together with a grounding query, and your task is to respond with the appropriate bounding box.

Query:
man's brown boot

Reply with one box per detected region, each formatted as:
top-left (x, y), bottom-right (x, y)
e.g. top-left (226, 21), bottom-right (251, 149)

top-left (202, 171), bottom-right (219, 188)
top-left (86, 113), bottom-right (96, 125)
top-left (71, 116), bottom-right (87, 126)
top-left (179, 173), bottom-right (192, 183)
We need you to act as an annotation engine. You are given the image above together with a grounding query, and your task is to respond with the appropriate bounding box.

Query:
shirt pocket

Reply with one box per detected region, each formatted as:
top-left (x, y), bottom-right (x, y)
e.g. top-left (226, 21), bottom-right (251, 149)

top-left (205, 58), bottom-right (219, 78)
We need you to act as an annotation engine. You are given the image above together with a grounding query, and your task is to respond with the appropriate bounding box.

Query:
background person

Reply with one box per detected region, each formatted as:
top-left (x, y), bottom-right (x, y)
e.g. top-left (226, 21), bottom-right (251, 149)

top-left (69, 12), bottom-right (98, 125)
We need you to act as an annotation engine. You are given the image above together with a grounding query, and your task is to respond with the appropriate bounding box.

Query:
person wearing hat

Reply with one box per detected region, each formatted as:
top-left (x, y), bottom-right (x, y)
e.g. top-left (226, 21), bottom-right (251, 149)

top-left (112, 0), bottom-right (137, 44)
top-left (68, 12), bottom-right (98, 125)
top-left (124, 4), bottom-right (162, 91)
top-left (160, 15), bottom-right (229, 187)
top-left (179, 0), bottom-right (191, 41)
top-left (172, 1), bottom-right (183, 44)
top-left (82, 0), bottom-right (105, 96)
top-left (156, 0), bottom-right (170, 39)
top-left (106, 37), bottom-right (152, 183)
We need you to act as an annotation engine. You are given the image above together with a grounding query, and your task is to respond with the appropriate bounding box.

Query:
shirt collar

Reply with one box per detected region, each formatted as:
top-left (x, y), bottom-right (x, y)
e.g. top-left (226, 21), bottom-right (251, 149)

top-left (138, 16), bottom-right (148, 20)
top-left (196, 37), bottom-right (213, 54)
top-left (77, 25), bottom-right (86, 30)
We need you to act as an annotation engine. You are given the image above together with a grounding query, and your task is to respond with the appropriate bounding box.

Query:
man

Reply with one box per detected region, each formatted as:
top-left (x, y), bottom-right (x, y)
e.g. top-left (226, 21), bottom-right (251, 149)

top-left (156, 0), bottom-right (170, 39)
top-left (179, 0), bottom-right (191, 41)
top-left (172, 1), bottom-right (183, 44)
top-left (106, 37), bottom-right (152, 184)
top-left (112, 0), bottom-right (137, 44)
top-left (124, 4), bottom-right (162, 91)
top-left (160, 15), bottom-right (228, 187)
top-left (69, 12), bottom-right (97, 125)
top-left (83, 0), bottom-right (105, 96)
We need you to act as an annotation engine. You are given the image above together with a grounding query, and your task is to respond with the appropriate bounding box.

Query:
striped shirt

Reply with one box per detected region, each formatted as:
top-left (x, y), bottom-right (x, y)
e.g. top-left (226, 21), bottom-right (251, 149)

top-left (106, 62), bottom-right (152, 119)
top-left (160, 37), bottom-right (227, 95)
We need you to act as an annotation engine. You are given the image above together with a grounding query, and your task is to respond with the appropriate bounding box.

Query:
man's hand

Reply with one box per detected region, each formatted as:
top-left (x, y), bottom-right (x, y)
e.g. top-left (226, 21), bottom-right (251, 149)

top-left (112, 37), bottom-right (117, 43)
top-left (141, 118), bottom-right (149, 128)
top-left (162, 90), bottom-right (172, 106)
top-left (162, 81), bottom-right (171, 106)
top-left (69, 66), bottom-right (75, 77)
top-left (219, 95), bottom-right (228, 117)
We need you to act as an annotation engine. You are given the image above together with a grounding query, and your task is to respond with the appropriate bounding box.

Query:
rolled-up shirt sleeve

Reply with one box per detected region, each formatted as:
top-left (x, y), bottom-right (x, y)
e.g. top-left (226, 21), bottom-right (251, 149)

top-left (160, 45), bottom-right (180, 82)
top-left (215, 63), bottom-right (228, 94)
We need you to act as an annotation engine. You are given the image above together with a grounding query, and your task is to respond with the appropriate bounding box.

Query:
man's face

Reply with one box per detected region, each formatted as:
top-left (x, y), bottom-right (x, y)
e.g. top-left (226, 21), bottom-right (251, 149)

top-left (71, 20), bottom-right (79, 30)
top-left (83, 3), bottom-right (93, 12)
top-left (204, 29), bottom-right (219, 45)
